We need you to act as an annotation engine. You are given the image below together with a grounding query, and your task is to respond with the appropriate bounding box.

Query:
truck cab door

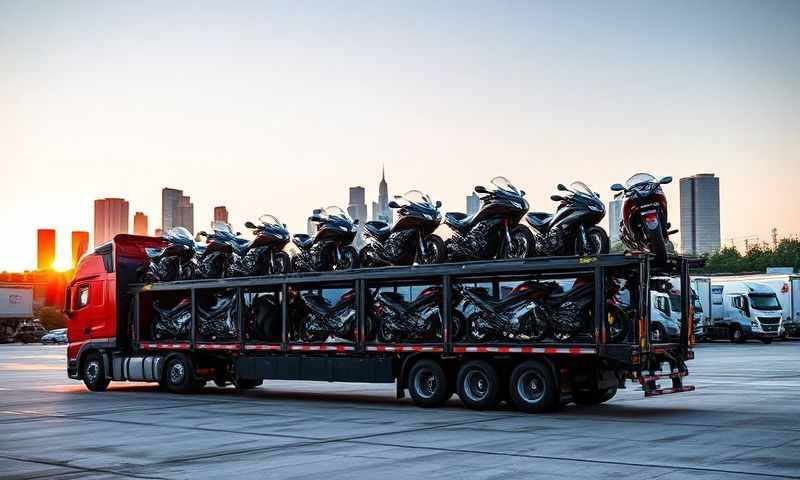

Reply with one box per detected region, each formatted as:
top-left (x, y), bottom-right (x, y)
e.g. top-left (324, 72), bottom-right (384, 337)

top-left (66, 282), bottom-right (92, 361)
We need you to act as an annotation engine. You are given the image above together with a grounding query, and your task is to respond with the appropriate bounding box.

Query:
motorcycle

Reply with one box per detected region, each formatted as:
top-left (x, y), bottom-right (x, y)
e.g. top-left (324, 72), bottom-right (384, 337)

top-left (370, 286), bottom-right (464, 343)
top-left (292, 289), bottom-right (358, 343)
top-left (360, 190), bottom-right (446, 267)
top-left (611, 173), bottom-right (675, 264)
top-left (246, 293), bottom-right (281, 341)
top-left (151, 297), bottom-right (192, 340)
top-left (140, 227), bottom-right (197, 282)
top-left (443, 176), bottom-right (534, 261)
top-left (228, 215), bottom-right (292, 277)
top-left (197, 290), bottom-right (239, 340)
top-left (525, 182), bottom-right (609, 256)
top-left (457, 282), bottom-right (549, 342)
top-left (292, 206), bottom-right (360, 272)
top-left (195, 224), bottom-right (239, 279)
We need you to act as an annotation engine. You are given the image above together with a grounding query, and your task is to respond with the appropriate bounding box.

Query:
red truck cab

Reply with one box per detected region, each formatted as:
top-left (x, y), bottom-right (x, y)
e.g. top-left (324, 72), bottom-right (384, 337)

top-left (66, 235), bottom-right (163, 384)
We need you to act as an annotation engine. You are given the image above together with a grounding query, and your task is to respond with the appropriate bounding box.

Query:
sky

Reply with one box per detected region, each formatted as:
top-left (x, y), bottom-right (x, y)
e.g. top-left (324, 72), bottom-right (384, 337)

top-left (1, 0), bottom-right (799, 271)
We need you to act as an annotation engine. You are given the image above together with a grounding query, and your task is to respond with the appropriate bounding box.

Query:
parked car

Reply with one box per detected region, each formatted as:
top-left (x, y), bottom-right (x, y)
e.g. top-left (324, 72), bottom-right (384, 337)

top-left (14, 321), bottom-right (47, 343)
top-left (41, 328), bottom-right (68, 344)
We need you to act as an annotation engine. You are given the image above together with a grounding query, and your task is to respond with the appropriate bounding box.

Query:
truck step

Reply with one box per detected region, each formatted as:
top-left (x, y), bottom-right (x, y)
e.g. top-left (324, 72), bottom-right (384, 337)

top-left (638, 370), bottom-right (688, 384)
top-left (644, 385), bottom-right (695, 397)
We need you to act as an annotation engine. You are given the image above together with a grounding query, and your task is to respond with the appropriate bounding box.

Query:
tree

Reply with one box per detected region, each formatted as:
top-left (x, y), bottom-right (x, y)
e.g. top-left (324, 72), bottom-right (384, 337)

top-left (34, 307), bottom-right (65, 331)
top-left (697, 239), bottom-right (800, 274)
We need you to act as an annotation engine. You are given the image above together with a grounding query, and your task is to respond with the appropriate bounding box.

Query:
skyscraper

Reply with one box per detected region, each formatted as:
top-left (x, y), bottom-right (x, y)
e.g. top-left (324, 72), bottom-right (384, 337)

top-left (608, 199), bottom-right (623, 245)
top-left (71, 231), bottom-right (90, 267)
top-left (37, 229), bottom-right (56, 270)
top-left (133, 212), bottom-right (148, 236)
top-left (94, 198), bottom-right (129, 246)
top-left (680, 173), bottom-right (721, 255)
top-left (213, 206), bottom-right (229, 225)
top-left (348, 186), bottom-right (367, 248)
top-left (371, 166), bottom-right (392, 225)
top-left (162, 188), bottom-right (194, 234)
top-left (466, 193), bottom-right (480, 215)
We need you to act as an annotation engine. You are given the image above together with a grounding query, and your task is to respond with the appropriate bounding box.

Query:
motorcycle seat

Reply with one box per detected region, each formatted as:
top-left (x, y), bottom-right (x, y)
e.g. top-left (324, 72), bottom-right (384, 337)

top-left (445, 211), bottom-right (477, 230)
top-left (526, 212), bottom-right (553, 233)
top-left (292, 233), bottom-right (314, 249)
top-left (365, 221), bottom-right (390, 241)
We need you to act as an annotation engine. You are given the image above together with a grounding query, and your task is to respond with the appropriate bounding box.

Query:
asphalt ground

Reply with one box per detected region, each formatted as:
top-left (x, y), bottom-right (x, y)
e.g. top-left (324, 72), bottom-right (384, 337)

top-left (0, 341), bottom-right (798, 479)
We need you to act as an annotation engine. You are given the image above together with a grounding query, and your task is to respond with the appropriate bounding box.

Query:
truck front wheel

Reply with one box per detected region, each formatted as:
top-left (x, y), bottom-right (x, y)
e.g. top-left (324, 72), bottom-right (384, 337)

top-left (729, 325), bottom-right (745, 343)
top-left (162, 354), bottom-right (205, 394)
top-left (408, 359), bottom-right (449, 408)
top-left (82, 352), bottom-right (110, 392)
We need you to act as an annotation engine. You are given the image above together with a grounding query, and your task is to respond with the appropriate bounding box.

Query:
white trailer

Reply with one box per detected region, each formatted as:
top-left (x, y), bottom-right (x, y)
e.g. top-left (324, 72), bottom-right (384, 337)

top-left (0, 286), bottom-right (34, 342)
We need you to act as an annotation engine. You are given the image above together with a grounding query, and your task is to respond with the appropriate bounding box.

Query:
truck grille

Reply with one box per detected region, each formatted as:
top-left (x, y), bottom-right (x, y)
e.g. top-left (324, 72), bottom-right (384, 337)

top-left (758, 317), bottom-right (780, 326)
top-left (762, 324), bottom-right (779, 333)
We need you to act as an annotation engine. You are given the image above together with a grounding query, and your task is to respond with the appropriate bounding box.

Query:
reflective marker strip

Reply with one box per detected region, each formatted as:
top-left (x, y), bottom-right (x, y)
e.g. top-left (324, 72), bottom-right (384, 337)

top-left (196, 344), bottom-right (240, 351)
top-left (244, 344), bottom-right (282, 351)
top-left (288, 345), bottom-right (355, 352)
top-left (452, 346), bottom-right (596, 355)
top-left (366, 345), bottom-right (443, 352)
top-left (140, 342), bottom-right (191, 350)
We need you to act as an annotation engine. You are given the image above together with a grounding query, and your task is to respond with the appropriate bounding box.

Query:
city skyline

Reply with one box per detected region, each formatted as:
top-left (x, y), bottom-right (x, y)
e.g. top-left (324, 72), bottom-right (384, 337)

top-left (680, 173), bottom-right (721, 256)
top-left (2, 2), bottom-right (799, 270)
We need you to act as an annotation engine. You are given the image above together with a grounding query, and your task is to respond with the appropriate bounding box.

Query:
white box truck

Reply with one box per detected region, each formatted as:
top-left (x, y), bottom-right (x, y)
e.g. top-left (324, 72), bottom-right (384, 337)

top-left (0, 286), bottom-right (34, 342)
top-left (700, 278), bottom-right (784, 343)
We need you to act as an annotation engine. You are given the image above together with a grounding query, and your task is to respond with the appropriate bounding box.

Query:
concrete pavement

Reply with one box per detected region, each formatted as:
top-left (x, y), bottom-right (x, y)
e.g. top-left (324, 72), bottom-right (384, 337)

top-left (0, 341), bottom-right (798, 479)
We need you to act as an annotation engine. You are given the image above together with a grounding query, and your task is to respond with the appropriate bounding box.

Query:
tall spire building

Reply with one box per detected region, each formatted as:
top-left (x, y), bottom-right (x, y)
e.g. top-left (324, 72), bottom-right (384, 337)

top-left (371, 165), bottom-right (392, 225)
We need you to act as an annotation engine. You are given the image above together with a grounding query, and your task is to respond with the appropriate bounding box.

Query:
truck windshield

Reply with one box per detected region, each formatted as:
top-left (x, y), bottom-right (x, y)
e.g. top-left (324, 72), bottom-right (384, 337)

top-left (749, 294), bottom-right (782, 311)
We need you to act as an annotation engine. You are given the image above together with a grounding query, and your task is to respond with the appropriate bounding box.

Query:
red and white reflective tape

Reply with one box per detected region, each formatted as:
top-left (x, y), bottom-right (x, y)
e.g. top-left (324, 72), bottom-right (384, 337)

top-left (288, 344), bottom-right (355, 352)
top-left (644, 385), bottom-right (695, 397)
top-left (366, 345), bottom-right (443, 353)
top-left (244, 344), bottom-right (282, 351)
top-left (638, 370), bottom-right (688, 384)
top-left (452, 346), bottom-right (596, 355)
top-left (140, 342), bottom-right (191, 350)
top-left (197, 343), bottom-right (240, 351)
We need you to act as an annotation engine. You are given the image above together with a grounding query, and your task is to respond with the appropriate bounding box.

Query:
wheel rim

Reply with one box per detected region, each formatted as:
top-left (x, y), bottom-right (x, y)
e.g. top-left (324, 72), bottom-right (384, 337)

top-left (463, 370), bottom-right (490, 402)
top-left (337, 250), bottom-right (354, 270)
top-left (414, 369), bottom-right (438, 399)
top-left (86, 360), bottom-right (100, 384)
top-left (733, 329), bottom-right (741, 340)
top-left (516, 371), bottom-right (545, 403)
top-left (586, 232), bottom-right (604, 255)
top-left (507, 231), bottom-right (529, 259)
top-left (169, 362), bottom-right (186, 385)
top-left (422, 239), bottom-right (440, 264)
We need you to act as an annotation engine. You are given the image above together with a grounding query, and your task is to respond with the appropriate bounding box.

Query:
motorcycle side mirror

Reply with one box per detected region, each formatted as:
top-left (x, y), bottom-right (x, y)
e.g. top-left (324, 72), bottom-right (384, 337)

top-left (520, 190), bottom-right (526, 196)
top-left (474, 185), bottom-right (488, 194)
top-left (659, 176), bottom-right (673, 185)
top-left (309, 215), bottom-right (324, 223)
top-left (282, 223), bottom-right (287, 229)
top-left (610, 183), bottom-right (625, 192)
top-left (595, 192), bottom-right (601, 198)
top-left (557, 183), bottom-right (568, 191)
top-left (388, 200), bottom-right (401, 209)
top-left (236, 232), bottom-right (242, 236)
top-left (435, 200), bottom-right (442, 208)
top-left (353, 219), bottom-right (360, 225)
top-left (244, 221), bottom-right (257, 229)
top-left (550, 195), bottom-right (564, 202)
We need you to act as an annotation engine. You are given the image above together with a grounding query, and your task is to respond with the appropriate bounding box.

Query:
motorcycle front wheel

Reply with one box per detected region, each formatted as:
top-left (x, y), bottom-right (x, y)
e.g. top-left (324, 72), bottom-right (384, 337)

top-left (578, 226), bottom-right (610, 256)
top-left (270, 252), bottom-right (292, 274)
top-left (506, 225), bottom-right (535, 259)
top-left (335, 246), bottom-right (360, 270)
top-left (419, 235), bottom-right (446, 265)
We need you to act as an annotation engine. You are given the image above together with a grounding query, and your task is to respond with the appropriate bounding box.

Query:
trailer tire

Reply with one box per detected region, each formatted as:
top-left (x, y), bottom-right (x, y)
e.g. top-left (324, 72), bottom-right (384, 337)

top-left (82, 352), bottom-right (110, 392)
top-left (573, 386), bottom-right (617, 406)
top-left (162, 354), bottom-right (203, 394)
top-left (508, 360), bottom-right (557, 413)
top-left (408, 359), bottom-right (449, 408)
top-left (457, 360), bottom-right (500, 410)
top-left (729, 325), bottom-right (744, 343)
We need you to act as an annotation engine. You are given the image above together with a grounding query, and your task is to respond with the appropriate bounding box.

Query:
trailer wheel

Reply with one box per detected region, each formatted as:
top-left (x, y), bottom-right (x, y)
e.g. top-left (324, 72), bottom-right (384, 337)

top-left (162, 354), bottom-right (204, 394)
top-left (457, 360), bottom-right (500, 410)
top-left (573, 386), bottom-right (617, 406)
top-left (408, 359), bottom-right (449, 408)
top-left (729, 325), bottom-right (744, 343)
top-left (508, 360), bottom-right (557, 413)
top-left (82, 352), bottom-right (110, 392)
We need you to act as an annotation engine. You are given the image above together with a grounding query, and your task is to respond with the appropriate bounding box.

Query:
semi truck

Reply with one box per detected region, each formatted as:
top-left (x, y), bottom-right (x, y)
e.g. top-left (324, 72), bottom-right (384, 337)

top-left (65, 235), bottom-right (699, 412)
top-left (0, 285), bottom-right (34, 343)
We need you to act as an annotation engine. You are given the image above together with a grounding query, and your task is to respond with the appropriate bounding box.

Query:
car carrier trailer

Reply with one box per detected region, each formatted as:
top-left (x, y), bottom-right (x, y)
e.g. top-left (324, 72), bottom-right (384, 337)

top-left (65, 235), bottom-right (700, 413)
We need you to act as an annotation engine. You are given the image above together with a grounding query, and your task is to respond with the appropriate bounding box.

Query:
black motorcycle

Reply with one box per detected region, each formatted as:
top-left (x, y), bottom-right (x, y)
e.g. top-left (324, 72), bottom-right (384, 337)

top-left (228, 215), bottom-right (292, 276)
top-left (292, 206), bottom-right (360, 272)
top-left (151, 297), bottom-right (192, 340)
top-left (457, 282), bottom-right (548, 342)
top-left (611, 173), bottom-right (675, 264)
top-left (195, 224), bottom-right (238, 279)
top-left (246, 293), bottom-right (281, 341)
top-left (360, 190), bottom-right (446, 267)
top-left (370, 286), bottom-right (464, 342)
top-left (197, 291), bottom-right (239, 340)
top-left (140, 227), bottom-right (197, 282)
top-left (292, 289), bottom-right (358, 343)
top-left (525, 182), bottom-right (609, 256)
top-left (444, 176), bottom-right (534, 261)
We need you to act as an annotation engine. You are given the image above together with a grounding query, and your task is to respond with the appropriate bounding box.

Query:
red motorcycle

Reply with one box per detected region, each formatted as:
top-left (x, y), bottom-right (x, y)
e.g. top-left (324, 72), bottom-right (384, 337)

top-left (611, 173), bottom-right (675, 264)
